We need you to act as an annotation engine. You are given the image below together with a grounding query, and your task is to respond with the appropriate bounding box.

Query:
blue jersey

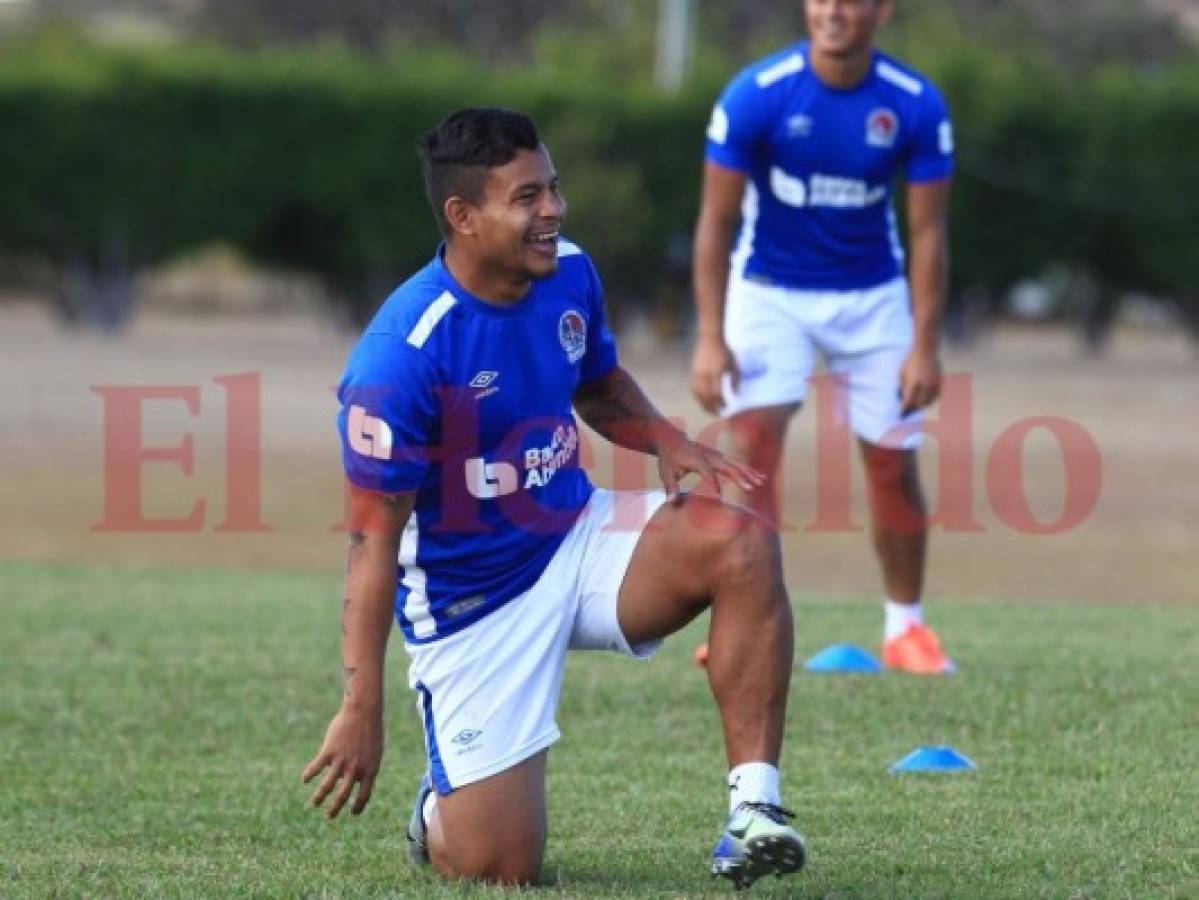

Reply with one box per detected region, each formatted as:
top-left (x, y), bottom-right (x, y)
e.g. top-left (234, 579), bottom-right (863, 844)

top-left (336, 240), bottom-right (618, 644)
top-left (705, 42), bottom-right (954, 291)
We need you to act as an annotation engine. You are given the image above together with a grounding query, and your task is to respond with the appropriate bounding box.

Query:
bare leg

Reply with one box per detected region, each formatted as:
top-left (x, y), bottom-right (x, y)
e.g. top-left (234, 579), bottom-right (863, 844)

top-left (616, 496), bottom-right (793, 767)
top-left (858, 440), bottom-right (927, 603)
top-left (726, 403), bottom-right (800, 528)
top-left (426, 750), bottom-right (547, 886)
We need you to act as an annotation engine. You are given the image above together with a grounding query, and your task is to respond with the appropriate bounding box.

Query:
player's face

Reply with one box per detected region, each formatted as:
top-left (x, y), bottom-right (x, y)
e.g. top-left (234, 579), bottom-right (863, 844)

top-left (474, 145), bottom-right (566, 282)
top-left (805, 0), bottom-right (889, 58)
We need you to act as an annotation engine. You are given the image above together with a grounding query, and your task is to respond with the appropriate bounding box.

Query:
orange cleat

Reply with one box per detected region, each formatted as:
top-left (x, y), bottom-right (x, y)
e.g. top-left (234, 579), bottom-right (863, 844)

top-left (881, 624), bottom-right (956, 675)
top-left (694, 642), bottom-right (710, 668)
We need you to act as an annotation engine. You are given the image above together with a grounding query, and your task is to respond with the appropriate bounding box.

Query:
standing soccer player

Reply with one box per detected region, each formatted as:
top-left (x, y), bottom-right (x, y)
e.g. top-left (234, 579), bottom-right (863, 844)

top-left (690, 0), bottom-right (956, 673)
top-left (302, 108), bottom-right (807, 889)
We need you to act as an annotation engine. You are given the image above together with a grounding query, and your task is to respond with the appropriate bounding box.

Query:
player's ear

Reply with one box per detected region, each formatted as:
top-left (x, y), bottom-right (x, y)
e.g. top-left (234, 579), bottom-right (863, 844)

top-left (443, 195), bottom-right (476, 238)
top-left (875, 0), bottom-right (894, 27)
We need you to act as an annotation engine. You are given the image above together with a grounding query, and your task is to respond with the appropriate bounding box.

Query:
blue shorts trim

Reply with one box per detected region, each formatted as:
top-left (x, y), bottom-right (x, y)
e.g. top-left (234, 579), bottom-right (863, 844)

top-left (416, 681), bottom-right (453, 795)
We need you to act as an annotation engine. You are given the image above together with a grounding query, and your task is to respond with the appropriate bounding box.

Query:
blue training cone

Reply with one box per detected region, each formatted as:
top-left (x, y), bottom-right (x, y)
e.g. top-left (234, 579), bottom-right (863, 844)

top-left (804, 644), bottom-right (882, 674)
top-left (889, 746), bottom-right (976, 773)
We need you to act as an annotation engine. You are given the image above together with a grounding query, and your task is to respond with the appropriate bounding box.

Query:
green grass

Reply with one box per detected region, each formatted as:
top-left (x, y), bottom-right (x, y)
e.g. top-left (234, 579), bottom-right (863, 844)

top-left (1, 560), bottom-right (1196, 899)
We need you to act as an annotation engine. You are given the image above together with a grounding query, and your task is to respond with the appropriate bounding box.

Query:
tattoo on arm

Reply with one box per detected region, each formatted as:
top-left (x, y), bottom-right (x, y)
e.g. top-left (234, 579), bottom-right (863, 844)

top-left (576, 370), bottom-right (672, 454)
top-left (342, 665), bottom-right (357, 698)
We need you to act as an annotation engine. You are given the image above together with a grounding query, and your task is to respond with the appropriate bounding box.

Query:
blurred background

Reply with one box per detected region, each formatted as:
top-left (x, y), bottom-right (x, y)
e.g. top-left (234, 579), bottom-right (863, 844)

top-left (1, 0), bottom-right (1196, 604)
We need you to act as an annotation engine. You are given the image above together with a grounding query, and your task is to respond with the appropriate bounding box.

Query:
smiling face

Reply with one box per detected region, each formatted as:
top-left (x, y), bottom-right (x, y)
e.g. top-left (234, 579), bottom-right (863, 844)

top-left (447, 144), bottom-right (566, 286)
top-left (804, 0), bottom-right (890, 59)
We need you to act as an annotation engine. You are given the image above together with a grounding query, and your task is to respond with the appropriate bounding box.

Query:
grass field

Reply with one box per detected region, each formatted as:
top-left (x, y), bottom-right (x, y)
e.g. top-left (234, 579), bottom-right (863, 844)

top-left (2, 561), bottom-right (1196, 898)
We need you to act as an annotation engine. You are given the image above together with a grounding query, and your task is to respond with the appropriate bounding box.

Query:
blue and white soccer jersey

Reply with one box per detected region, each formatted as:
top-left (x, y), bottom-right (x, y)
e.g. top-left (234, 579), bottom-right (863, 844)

top-left (337, 240), bottom-right (664, 793)
top-left (705, 42), bottom-right (954, 445)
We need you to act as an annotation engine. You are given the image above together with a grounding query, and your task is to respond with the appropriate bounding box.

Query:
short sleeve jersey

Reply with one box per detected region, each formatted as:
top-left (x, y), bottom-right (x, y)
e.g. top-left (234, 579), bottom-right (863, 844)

top-left (704, 42), bottom-right (954, 291)
top-left (336, 239), bottom-right (618, 644)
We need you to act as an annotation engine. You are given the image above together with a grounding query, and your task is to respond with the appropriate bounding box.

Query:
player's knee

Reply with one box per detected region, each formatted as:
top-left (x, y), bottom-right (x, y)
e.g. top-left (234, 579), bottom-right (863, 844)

top-left (440, 842), bottom-right (543, 887)
top-left (715, 510), bottom-right (780, 587)
top-left (863, 449), bottom-right (926, 530)
top-left (731, 417), bottom-right (786, 473)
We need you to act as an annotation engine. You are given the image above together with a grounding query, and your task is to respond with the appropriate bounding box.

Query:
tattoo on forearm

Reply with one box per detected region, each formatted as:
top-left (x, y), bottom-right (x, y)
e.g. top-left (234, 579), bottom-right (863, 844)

top-left (342, 665), bottom-right (357, 697)
top-left (341, 596), bottom-right (352, 635)
top-left (578, 374), bottom-right (657, 449)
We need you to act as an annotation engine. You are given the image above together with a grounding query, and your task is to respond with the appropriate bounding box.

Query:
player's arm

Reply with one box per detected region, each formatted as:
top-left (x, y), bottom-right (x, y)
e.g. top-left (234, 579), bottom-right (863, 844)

top-left (689, 161), bottom-right (748, 415)
top-left (301, 484), bottom-right (414, 820)
top-left (901, 176), bottom-right (952, 414)
top-left (574, 366), bottom-right (762, 497)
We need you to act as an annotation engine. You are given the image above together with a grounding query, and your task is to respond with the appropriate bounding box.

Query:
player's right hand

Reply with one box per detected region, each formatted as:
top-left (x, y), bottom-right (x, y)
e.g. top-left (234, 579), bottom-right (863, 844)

top-left (301, 703), bottom-right (384, 820)
top-left (690, 336), bottom-right (739, 415)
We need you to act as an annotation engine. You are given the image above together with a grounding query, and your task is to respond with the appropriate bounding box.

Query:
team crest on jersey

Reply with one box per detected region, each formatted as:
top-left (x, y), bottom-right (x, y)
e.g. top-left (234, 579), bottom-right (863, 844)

top-left (558, 310), bottom-right (587, 363)
top-left (866, 108), bottom-right (899, 148)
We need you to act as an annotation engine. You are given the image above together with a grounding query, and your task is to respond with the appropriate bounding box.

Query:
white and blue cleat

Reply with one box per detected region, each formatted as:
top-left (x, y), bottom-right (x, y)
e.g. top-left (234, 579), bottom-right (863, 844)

top-left (711, 802), bottom-right (806, 890)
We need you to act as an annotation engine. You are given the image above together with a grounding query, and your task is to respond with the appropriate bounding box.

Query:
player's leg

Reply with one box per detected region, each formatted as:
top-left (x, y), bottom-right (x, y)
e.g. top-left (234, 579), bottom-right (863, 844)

top-left (614, 494), bottom-right (804, 886)
top-left (693, 278), bottom-right (811, 670)
top-left (404, 527), bottom-right (585, 885)
top-left (720, 276), bottom-right (813, 528)
top-left (859, 438), bottom-right (926, 603)
top-left (824, 277), bottom-right (953, 673)
top-left (419, 751), bottom-right (547, 885)
top-left (618, 496), bottom-right (790, 763)
top-left (857, 438), bottom-right (952, 672)
top-left (726, 402), bottom-right (800, 527)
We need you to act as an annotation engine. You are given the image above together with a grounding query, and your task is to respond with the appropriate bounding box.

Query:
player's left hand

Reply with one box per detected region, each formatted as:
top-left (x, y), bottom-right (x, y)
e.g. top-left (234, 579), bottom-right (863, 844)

top-left (899, 348), bottom-right (942, 416)
top-left (656, 432), bottom-right (765, 499)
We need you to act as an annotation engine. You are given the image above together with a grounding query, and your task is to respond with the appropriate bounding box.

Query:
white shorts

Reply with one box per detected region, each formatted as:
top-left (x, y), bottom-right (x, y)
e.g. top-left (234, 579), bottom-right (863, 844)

top-left (722, 275), bottom-right (923, 448)
top-left (406, 488), bottom-right (668, 795)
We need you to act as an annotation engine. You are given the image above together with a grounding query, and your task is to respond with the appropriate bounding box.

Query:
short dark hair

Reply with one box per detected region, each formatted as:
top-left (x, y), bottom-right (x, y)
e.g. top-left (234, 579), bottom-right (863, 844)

top-left (417, 107), bottom-right (541, 238)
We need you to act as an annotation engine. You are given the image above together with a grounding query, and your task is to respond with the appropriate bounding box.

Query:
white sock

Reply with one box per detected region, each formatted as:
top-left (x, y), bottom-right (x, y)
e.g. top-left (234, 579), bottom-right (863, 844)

top-left (728, 762), bottom-right (781, 812)
top-left (421, 790), bottom-right (437, 828)
top-left (884, 598), bottom-right (923, 641)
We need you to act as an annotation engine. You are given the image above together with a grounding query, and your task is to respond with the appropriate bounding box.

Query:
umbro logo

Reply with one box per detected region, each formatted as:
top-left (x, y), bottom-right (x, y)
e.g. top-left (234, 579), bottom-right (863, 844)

top-left (469, 370), bottom-right (500, 399)
top-left (452, 728), bottom-right (482, 746)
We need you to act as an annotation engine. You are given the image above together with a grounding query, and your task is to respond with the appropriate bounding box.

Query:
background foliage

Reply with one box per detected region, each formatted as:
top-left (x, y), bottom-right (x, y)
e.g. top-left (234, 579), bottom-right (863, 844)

top-left (0, 8), bottom-right (1196, 335)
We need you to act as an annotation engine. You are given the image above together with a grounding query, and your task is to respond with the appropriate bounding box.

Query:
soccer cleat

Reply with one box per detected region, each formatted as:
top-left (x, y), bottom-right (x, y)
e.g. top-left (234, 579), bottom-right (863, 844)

top-left (711, 802), bottom-right (806, 890)
top-left (882, 623), bottom-right (956, 674)
top-left (406, 772), bottom-right (433, 865)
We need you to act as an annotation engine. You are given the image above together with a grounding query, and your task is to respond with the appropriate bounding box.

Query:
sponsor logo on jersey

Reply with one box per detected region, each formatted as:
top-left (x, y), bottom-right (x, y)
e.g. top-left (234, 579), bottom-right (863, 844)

top-left (769, 167), bottom-right (886, 210)
top-left (786, 113), bottom-right (813, 138)
top-left (347, 405), bottom-right (392, 460)
top-left (463, 424), bottom-right (580, 498)
top-left (866, 108), bottom-right (899, 148)
top-left (521, 424), bottom-right (579, 489)
top-left (464, 458), bottom-right (519, 499)
top-left (558, 310), bottom-right (587, 363)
